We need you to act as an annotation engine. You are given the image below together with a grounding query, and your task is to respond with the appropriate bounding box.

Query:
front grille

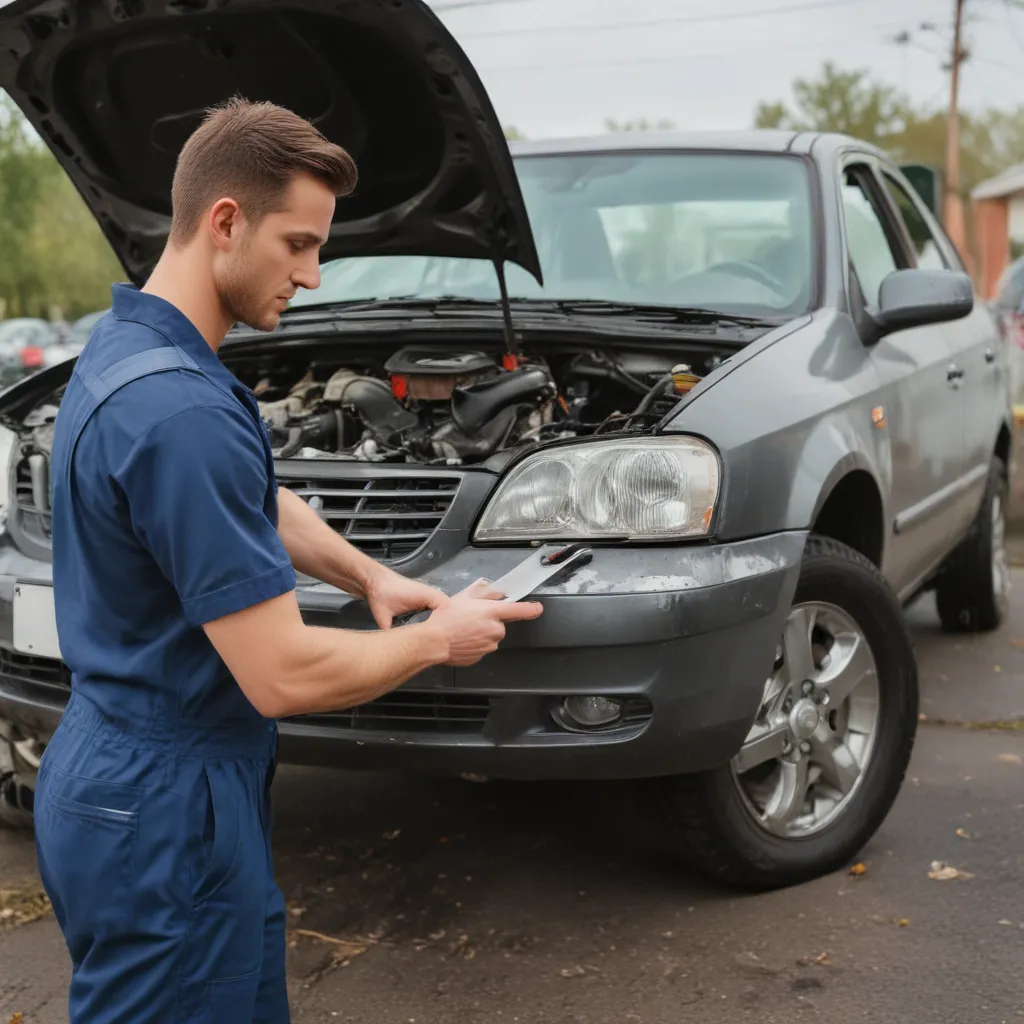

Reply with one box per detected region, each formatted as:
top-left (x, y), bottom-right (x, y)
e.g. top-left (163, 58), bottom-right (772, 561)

top-left (278, 472), bottom-right (460, 561)
top-left (296, 691), bottom-right (491, 734)
top-left (0, 647), bottom-right (69, 696)
top-left (13, 453), bottom-right (51, 545)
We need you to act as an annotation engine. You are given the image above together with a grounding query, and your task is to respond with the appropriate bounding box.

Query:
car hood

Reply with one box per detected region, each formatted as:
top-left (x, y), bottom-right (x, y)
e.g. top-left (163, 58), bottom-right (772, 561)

top-left (0, 0), bottom-right (541, 287)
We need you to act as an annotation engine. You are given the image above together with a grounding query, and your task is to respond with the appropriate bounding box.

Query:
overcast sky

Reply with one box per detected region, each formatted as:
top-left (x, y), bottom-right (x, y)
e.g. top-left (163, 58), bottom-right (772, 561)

top-left (426, 0), bottom-right (1024, 139)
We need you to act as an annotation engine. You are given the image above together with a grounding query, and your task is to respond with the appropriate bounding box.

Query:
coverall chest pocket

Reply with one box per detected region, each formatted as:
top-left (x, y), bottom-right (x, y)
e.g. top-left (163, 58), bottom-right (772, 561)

top-left (34, 764), bottom-right (142, 937)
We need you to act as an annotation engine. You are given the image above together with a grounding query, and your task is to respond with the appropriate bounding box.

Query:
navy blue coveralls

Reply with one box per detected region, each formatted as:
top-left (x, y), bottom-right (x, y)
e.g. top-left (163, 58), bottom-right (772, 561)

top-left (35, 284), bottom-right (298, 1022)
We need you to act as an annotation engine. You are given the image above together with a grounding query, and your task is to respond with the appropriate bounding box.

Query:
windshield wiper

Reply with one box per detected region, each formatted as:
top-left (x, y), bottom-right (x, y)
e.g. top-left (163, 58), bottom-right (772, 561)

top-left (547, 300), bottom-right (770, 327)
top-left (280, 295), bottom-right (775, 328)
top-left (280, 296), bottom-right (504, 316)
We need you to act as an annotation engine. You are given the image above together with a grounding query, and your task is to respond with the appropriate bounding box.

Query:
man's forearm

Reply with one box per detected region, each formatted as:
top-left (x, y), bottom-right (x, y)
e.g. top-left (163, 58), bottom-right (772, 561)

top-left (275, 485), bottom-right (383, 598)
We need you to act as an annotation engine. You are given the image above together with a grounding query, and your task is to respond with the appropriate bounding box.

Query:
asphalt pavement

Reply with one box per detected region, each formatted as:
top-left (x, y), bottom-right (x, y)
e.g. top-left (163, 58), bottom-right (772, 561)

top-left (5, 576), bottom-right (1024, 1024)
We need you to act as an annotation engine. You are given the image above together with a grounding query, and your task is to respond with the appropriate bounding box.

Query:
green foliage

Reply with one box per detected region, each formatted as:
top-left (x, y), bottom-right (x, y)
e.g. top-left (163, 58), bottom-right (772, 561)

top-left (754, 61), bottom-right (1024, 201)
top-left (0, 91), bottom-right (122, 322)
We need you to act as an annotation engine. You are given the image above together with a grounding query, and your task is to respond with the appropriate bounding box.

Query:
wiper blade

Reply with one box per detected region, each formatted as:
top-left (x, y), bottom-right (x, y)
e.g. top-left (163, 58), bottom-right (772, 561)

top-left (281, 296), bottom-right (504, 316)
top-left (550, 300), bottom-right (768, 326)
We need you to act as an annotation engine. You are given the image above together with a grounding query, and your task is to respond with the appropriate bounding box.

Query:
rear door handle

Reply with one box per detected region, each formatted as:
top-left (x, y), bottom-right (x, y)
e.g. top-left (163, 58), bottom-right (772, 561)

top-left (985, 348), bottom-right (996, 363)
top-left (947, 364), bottom-right (964, 386)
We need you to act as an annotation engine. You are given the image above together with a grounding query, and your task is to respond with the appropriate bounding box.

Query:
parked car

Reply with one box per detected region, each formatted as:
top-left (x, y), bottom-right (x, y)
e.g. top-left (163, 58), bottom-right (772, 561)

top-left (0, 318), bottom-right (64, 387)
top-left (0, 0), bottom-right (1012, 890)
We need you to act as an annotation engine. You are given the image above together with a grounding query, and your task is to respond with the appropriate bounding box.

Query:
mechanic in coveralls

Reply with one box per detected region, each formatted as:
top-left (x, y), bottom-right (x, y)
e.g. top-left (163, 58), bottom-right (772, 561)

top-left (34, 97), bottom-right (543, 1023)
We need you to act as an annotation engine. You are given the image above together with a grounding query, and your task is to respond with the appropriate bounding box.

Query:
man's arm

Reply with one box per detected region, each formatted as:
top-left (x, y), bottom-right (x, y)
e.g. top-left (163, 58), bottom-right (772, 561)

top-left (275, 485), bottom-right (449, 627)
top-left (203, 580), bottom-right (541, 719)
top-left (275, 484), bottom-right (381, 598)
top-left (115, 403), bottom-right (541, 720)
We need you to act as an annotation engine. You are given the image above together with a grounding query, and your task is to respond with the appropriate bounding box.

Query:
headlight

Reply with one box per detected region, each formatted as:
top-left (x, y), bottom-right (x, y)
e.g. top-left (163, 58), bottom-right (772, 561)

top-left (473, 436), bottom-right (720, 542)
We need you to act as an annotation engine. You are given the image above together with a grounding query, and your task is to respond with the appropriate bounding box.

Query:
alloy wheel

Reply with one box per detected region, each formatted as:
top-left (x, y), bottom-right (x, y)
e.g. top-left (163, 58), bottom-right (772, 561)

top-left (729, 601), bottom-right (881, 838)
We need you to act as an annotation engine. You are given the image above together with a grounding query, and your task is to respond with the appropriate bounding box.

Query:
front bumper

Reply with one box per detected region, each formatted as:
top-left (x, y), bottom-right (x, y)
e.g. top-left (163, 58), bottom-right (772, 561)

top-left (0, 532), bottom-right (806, 780)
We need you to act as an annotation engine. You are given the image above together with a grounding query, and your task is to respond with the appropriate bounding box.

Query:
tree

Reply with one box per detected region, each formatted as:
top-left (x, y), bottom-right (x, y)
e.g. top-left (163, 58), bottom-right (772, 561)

top-left (0, 91), bottom-right (123, 321)
top-left (753, 61), bottom-right (912, 147)
top-left (754, 62), bottom-right (1024, 214)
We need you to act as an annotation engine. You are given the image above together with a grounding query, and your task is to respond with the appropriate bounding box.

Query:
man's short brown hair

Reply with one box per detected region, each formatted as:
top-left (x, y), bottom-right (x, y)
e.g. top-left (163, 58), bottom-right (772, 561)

top-left (168, 96), bottom-right (358, 245)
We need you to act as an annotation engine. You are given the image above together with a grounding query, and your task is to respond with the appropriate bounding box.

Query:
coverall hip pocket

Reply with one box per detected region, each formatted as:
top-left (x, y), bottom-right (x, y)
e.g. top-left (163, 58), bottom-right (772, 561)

top-left (34, 764), bottom-right (142, 935)
top-left (192, 760), bottom-right (264, 912)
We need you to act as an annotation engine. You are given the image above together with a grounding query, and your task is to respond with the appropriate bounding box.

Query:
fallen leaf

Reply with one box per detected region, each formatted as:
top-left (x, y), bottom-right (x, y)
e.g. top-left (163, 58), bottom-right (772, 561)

top-left (956, 828), bottom-right (971, 839)
top-left (796, 951), bottom-right (832, 967)
top-left (1000, 753), bottom-right (1023, 764)
top-left (897, 919), bottom-right (910, 927)
top-left (0, 881), bottom-right (51, 928)
top-left (1009, 638), bottom-right (1024, 649)
top-left (928, 860), bottom-right (974, 881)
top-left (849, 862), bottom-right (868, 876)
top-left (995, 665), bottom-right (1003, 673)
top-left (10, 1014), bottom-right (24, 1024)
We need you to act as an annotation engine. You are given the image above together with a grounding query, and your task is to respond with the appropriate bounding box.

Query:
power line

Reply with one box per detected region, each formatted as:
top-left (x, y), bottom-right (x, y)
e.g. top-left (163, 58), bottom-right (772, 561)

top-left (481, 24), bottom-right (920, 73)
top-left (451, 0), bottom-right (877, 40)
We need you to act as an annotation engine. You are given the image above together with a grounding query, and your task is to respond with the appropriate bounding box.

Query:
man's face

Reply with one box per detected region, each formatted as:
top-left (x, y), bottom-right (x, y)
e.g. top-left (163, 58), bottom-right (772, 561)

top-left (214, 171), bottom-right (335, 332)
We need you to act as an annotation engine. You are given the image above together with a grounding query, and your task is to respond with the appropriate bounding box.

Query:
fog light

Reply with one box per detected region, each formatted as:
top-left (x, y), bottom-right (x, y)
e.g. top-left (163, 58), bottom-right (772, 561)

top-left (562, 695), bottom-right (622, 728)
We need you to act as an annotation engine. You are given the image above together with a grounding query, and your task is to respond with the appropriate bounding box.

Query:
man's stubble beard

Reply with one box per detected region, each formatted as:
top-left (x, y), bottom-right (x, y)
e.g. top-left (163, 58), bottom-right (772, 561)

top-left (218, 233), bottom-right (278, 332)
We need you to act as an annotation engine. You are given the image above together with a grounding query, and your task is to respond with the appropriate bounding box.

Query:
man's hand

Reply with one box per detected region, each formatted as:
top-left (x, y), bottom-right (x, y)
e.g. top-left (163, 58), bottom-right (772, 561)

top-left (427, 579), bottom-right (543, 666)
top-left (366, 567), bottom-right (449, 630)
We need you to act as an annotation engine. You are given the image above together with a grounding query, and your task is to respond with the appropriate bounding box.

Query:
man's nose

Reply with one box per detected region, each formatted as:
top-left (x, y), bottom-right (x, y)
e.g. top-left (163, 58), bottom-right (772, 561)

top-left (293, 258), bottom-right (321, 292)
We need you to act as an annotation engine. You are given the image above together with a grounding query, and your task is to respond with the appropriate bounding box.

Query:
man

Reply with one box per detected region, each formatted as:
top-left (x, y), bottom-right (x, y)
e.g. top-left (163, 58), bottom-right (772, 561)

top-left (35, 97), bottom-right (542, 1023)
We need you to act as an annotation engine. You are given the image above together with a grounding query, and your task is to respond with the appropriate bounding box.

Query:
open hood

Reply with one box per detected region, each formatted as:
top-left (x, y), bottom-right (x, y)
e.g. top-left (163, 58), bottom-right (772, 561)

top-left (0, 0), bottom-right (542, 287)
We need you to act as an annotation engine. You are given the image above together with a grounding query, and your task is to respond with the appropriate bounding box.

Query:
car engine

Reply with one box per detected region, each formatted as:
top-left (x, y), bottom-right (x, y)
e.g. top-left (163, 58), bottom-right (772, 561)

top-left (248, 344), bottom-right (720, 465)
top-left (5, 343), bottom-right (724, 472)
top-left (254, 346), bottom-right (561, 464)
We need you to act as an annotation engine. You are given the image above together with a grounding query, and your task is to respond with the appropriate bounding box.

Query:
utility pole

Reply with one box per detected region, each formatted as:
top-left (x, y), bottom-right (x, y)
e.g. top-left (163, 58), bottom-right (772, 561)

top-left (944, 0), bottom-right (969, 258)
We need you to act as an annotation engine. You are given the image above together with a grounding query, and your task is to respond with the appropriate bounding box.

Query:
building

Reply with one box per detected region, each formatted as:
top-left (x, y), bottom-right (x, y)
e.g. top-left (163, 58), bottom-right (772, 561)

top-left (971, 164), bottom-right (1024, 299)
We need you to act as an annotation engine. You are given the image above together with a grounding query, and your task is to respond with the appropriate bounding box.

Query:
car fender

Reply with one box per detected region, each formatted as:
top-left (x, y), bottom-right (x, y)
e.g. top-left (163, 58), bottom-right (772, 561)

top-left (661, 309), bottom-right (888, 543)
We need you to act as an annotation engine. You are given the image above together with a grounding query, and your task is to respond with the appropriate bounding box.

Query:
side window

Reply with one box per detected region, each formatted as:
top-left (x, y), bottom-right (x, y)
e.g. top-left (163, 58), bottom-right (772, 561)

top-left (840, 167), bottom-right (901, 306)
top-left (880, 172), bottom-right (950, 271)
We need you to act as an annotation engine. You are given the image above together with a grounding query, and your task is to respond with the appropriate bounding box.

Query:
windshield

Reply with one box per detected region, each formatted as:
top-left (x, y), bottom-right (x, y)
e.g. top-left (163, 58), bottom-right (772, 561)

top-left (288, 151), bottom-right (816, 320)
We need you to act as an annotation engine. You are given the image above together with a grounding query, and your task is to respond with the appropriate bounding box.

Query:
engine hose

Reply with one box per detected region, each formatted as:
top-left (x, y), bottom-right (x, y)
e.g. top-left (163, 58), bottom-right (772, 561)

top-left (629, 372), bottom-right (675, 421)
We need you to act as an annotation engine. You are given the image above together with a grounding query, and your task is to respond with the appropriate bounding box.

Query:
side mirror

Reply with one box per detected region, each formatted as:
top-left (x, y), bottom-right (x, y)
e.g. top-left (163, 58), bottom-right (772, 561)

top-left (870, 268), bottom-right (974, 338)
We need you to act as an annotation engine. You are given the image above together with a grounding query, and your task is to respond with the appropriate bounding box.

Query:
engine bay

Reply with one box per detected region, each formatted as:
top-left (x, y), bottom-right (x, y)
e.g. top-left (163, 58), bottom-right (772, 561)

top-left (238, 343), bottom-right (724, 465)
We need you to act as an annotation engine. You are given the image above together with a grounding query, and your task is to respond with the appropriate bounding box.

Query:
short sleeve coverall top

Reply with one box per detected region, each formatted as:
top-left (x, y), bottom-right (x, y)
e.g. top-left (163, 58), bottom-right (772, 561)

top-left (33, 283), bottom-right (298, 1023)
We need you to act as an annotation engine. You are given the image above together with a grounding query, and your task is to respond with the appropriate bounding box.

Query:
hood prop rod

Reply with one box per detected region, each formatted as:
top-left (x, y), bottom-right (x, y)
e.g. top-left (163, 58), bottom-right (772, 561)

top-left (493, 257), bottom-right (522, 366)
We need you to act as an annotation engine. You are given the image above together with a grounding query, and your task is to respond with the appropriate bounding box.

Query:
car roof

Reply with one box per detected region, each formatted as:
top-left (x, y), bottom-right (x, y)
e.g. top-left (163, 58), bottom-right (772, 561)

top-left (507, 130), bottom-right (887, 161)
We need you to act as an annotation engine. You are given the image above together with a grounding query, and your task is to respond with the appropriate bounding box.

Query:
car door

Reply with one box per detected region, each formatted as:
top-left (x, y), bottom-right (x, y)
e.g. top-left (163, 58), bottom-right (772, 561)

top-left (875, 163), bottom-right (1002, 537)
top-left (838, 159), bottom-right (965, 594)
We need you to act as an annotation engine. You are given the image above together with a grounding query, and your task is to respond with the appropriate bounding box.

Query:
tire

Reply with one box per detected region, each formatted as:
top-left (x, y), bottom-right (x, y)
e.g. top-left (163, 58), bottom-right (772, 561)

top-left (935, 456), bottom-right (1011, 633)
top-left (651, 535), bottom-right (919, 892)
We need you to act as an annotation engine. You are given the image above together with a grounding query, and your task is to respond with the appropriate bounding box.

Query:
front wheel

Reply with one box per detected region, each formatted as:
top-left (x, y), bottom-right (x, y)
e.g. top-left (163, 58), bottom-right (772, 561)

top-left (651, 536), bottom-right (918, 891)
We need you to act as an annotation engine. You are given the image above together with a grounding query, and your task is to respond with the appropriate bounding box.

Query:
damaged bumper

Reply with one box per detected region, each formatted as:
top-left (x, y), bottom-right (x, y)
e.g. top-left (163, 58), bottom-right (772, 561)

top-left (0, 532), bottom-right (806, 781)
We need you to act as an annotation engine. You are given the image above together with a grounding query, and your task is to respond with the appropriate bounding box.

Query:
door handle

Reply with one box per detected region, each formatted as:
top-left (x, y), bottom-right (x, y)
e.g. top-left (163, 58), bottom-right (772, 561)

top-left (947, 364), bottom-right (964, 388)
top-left (985, 348), bottom-right (997, 363)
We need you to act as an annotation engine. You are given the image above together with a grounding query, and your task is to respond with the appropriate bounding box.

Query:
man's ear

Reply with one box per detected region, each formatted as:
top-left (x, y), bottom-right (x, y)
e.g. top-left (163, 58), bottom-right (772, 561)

top-left (208, 198), bottom-right (243, 252)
